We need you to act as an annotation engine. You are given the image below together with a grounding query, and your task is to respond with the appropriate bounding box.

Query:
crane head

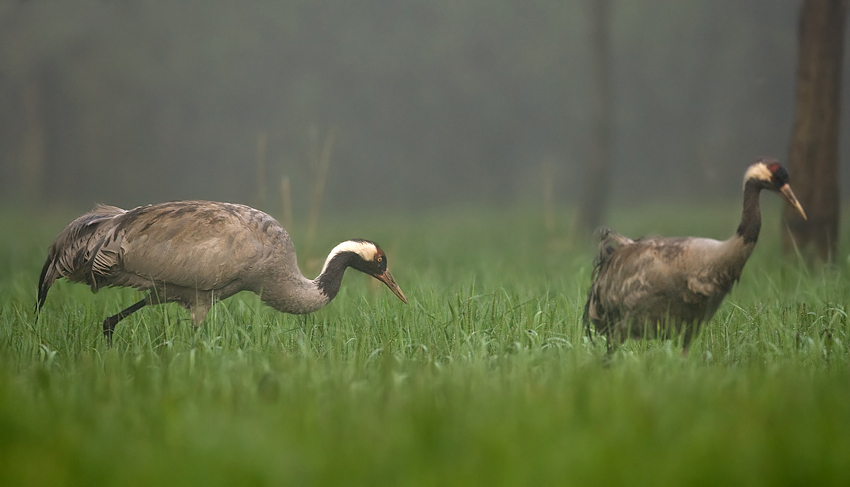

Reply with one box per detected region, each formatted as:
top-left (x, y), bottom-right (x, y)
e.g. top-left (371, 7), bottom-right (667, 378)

top-left (744, 158), bottom-right (807, 220)
top-left (332, 239), bottom-right (408, 304)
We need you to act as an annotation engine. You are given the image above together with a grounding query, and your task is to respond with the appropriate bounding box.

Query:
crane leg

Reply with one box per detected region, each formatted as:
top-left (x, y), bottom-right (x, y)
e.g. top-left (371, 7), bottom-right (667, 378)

top-left (190, 304), bottom-right (210, 329)
top-left (680, 324), bottom-right (696, 357)
top-left (102, 296), bottom-right (149, 345)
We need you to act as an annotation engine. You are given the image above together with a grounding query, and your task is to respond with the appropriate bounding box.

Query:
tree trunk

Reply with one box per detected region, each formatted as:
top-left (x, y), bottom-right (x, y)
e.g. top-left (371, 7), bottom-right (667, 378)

top-left (577, 0), bottom-right (613, 234)
top-left (784, 0), bottom-right (847, 261)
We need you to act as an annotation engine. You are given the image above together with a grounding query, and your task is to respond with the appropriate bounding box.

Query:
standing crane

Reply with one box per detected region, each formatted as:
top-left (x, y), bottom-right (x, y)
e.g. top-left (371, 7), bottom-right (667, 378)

top-left (37, 201), bottom-right (408, 343)
top-left (583, 158), bottom-right (807, 354)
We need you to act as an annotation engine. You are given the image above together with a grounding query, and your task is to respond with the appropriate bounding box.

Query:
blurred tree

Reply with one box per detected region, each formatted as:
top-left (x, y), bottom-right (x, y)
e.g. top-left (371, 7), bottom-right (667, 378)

top-left (577, 0), bottom-right (612, 233)
top-left (0, 1), bottom-right (841, 212)
top-left (783, 0), bottom-right (848, 261)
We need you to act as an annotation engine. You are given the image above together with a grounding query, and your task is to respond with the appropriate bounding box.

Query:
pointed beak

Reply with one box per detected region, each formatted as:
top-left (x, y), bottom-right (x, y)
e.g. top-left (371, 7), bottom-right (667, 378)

top-left (375, 270), bottom-right (408, 304)
top-left (779, 184), bottom-right (807, 220)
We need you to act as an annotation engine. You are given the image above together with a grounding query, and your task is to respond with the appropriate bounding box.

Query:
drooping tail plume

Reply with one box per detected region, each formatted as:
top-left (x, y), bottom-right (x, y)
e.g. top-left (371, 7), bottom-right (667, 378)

top-left (583, 227), bottom-right (634, 339)
top-left (36, 205), bottom-right (126, 313)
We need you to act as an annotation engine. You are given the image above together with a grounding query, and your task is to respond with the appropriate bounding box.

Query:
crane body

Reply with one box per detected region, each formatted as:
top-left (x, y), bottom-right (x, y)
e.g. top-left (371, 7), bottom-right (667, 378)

top-left (583, 159), bottom-right (807, 354)
top-left (37, 201), bottom-right (407, 342)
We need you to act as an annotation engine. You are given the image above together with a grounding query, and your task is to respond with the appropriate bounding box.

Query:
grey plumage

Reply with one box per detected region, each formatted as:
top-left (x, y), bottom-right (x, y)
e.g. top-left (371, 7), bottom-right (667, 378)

top-left (37, 201), bottom-right (407, 342)
top-left (583, 158), bottom-right (807, 354)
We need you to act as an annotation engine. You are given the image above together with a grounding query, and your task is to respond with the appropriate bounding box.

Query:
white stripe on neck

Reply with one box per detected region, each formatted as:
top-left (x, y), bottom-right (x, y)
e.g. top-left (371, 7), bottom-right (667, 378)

top-left (743, 163), bottom-right (771, 189)
top-left (319, 240), bottom-right (376, 275)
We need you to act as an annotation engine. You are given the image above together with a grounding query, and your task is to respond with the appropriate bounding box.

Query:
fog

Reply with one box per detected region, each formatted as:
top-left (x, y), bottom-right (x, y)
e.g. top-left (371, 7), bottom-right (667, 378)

top-left (1, 0), bottom-right (847, 217)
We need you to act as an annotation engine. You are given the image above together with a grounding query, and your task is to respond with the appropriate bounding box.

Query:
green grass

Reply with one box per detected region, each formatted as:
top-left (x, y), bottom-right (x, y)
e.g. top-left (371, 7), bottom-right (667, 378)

top-left (1, 204), bottom-right (849, 486)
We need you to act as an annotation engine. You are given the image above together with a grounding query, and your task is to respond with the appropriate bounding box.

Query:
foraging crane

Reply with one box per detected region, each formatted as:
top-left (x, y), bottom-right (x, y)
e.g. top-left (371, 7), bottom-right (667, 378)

top-left (37, 201), bottom-right (408, 343)
top-left (583, 158), bottom-right (807, 354)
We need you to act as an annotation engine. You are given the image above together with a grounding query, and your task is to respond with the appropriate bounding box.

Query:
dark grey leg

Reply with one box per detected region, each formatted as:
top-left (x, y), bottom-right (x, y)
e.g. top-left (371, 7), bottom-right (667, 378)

top-left (103, 297), bottom-right (148, 345)
top-left (681, 324), bottom-right (696, 357)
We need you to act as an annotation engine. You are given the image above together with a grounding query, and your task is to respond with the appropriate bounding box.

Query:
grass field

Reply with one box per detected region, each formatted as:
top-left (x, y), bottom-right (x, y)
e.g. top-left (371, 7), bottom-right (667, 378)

top-left (1, 204), bottom-right (849, 486)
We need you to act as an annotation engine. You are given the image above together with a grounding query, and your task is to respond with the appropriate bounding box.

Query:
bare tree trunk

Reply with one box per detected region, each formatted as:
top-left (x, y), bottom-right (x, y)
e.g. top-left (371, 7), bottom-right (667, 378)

top-left (784, 0), bottom-right (848, 261)
top-left (577, 0), bottom-right (613, 234)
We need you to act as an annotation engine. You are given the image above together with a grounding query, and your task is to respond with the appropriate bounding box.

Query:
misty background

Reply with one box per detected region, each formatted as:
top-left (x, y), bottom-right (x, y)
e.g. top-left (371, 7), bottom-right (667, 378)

top-left (1, 0), bottom-right (847, 217)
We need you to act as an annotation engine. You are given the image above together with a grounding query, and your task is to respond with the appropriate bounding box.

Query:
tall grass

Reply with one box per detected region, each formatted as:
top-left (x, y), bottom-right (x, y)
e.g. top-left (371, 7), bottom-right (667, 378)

top-left (0, 205), bottom-right (848, 486)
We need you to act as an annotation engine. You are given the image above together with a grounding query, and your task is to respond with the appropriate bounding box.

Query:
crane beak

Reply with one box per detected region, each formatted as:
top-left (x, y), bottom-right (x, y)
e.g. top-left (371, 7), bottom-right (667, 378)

top-left (375, 270), bottom-right (408, 304)
top-left (779, 184), bottom-right (807, 220)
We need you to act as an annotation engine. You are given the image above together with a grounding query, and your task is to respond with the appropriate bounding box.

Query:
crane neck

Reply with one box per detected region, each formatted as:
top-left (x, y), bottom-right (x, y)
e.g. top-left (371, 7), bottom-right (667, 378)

top-left (258, 251), bottom-right (357, 316)
top-left (313, 251), bottom-right (357, 302)
top-left (735, 180), bottom-right (763, 245)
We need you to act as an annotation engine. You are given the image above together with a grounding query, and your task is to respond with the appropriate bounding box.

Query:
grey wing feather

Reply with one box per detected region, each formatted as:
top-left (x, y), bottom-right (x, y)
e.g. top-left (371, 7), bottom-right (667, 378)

top-left (37, 201), bottom-right (296, 312)
top-left (594, 228), bottom-right (634, 266)
top-left (584, 228), bottom-right (638, 332)
top-left (586, 236), bottom-right (696, 327)
top-left (37, 204), bottom-right (127, 310)
top-left (111, 202), bottom-right (292, 291)
top-left (595, 241), bottom-right (676, 310)
top-left (681, 239), bottom-right (744, 318)
top-left (586, 235), bottom-right (740, 331)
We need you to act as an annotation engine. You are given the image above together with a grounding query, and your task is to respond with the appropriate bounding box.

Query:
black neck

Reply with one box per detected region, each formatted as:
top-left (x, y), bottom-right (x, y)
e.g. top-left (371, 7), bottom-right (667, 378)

top-left (315, 252), bottom-right (356, 300)
top-left (736, 180), bottom-right (762, 245)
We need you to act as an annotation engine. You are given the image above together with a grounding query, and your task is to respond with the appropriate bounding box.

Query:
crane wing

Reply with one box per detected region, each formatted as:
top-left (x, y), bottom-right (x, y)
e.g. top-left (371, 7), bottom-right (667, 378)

top-left (37, 204), bottom-right (127, 309)
top-left (600, 240), bottom-right (683, 307)
top-left (593, 237), bottom-right (724, 323)
top-left (680, 238), bottom-right (742, 301)
top-left (104, 202), bottom-right (294, 291)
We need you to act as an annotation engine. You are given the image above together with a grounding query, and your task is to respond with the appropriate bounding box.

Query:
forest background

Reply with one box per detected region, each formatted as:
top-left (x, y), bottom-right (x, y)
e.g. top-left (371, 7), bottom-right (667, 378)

top-left (2, 0), bottom-right (847, 217)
